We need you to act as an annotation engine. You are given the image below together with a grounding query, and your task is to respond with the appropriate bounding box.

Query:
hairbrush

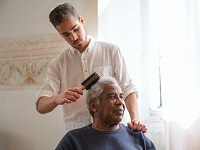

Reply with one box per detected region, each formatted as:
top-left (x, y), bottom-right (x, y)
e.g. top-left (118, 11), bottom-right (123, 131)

top-left (81, 72), bottom-right (100, 90)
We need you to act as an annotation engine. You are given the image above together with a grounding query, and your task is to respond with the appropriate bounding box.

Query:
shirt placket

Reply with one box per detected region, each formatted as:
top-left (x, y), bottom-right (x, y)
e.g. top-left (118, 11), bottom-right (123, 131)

top-left (81, 52), bottom-right (89, 79)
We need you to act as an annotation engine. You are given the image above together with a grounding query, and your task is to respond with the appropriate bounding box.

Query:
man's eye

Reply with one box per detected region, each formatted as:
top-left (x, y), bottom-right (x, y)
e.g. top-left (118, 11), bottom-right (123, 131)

top-left (63, 33), bottom-right (70, 37)
top-left (120, 94), bottom-right (124, 100)
top-left (73, 27), bottom-right (79, 32)
top-left (120, 96), bottom-right (124, 100)
top-left (108, 95), bottom-right (115, 100)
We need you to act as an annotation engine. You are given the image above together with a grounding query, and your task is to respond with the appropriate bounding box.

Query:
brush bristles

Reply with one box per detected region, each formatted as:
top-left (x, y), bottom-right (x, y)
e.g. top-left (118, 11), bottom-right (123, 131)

top-left (81, 72), bottom-right (100, 90)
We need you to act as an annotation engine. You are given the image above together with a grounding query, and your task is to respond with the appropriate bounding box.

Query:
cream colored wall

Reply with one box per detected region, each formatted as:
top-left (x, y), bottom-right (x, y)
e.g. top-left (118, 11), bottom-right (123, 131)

top-left (84, 0), bottom-right (98, 38)
top-left (0, 0), bottom-right (97, 150)
top-left (0, 0), bottom-right (97, 40)
top-left (0, 87), bottom-right (65, 150)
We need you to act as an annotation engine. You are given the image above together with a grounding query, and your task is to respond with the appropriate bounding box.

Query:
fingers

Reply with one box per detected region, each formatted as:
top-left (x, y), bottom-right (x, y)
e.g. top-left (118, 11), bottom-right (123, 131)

top-left (63, 87), bottom-right (83, 103)
top-left (68, 87), bottom-right (83, 95)
top-left (127, 119), bottom-right (148, 133)
top-left (55, 87), bottom-right (83, 105)
top-left (141, 125), bottom-right (148, 133)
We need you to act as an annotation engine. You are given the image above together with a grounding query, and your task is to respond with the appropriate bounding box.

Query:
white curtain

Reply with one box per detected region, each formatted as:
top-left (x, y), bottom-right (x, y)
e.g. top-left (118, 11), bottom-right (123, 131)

top-left (152, 0), bottom-right (200, 150)
top-left (98, 0), bottom-right (200, 149)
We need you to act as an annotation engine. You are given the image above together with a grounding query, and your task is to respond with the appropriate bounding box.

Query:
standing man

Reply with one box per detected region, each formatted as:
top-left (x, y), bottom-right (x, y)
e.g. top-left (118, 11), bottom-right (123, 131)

top-left (36, 3), bottom-right (147, 132)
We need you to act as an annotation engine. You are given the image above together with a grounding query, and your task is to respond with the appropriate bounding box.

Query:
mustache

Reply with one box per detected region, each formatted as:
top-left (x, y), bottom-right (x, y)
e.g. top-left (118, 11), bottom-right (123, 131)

top-left (114, 105), bottom-right (125, 111)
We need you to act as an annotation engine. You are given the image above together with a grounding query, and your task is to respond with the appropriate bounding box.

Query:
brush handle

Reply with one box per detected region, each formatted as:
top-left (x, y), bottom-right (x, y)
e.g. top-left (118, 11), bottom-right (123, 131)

top-left (80, 86), bottom-right (86, 91)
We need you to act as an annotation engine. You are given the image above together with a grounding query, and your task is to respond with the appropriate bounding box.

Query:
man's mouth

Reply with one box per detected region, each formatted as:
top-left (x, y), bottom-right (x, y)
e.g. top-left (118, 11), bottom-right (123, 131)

top-left (114, 108), bottom-right (124, 115)
top-left (73, 40), bottom-right (81, 45)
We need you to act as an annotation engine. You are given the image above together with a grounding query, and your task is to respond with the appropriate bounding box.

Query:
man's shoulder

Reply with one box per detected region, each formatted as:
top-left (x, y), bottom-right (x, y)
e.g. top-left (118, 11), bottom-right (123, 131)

top-left (49, 48), bottom-right (72, 63)
top-left (95, 40), bottom-right (119, 48)
top-left (120, 124), bottom-right (143, 135)
top-left (93, 41), bottom-right (121, 54)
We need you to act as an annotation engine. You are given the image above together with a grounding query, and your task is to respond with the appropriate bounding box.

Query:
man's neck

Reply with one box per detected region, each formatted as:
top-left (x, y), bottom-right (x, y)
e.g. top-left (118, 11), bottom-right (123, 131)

top-left (78, 37), bottom-right (91, 53)
top-left (91, 122), bottom-right (120, 131)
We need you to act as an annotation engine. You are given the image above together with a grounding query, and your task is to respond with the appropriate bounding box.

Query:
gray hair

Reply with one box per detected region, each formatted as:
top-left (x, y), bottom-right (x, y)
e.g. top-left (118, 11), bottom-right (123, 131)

top-left (86, 77), bottom-right (119, 115)
top-left (49, 3), bottom-right (79, 28)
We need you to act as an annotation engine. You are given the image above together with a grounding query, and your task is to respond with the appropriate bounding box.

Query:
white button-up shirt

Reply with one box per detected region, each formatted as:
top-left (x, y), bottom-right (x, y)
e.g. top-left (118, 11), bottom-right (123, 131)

top-left (36, 36), bottom-right (138, 131)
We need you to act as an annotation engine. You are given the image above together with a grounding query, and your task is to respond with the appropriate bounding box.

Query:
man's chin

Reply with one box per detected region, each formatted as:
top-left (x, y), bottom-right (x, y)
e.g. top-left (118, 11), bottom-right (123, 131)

top-left (115, 116), bottom-right (123, 123)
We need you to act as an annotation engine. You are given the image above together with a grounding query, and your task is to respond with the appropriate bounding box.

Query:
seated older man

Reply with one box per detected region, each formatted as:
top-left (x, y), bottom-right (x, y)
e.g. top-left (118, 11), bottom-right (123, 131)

top-left (56, 77), bottom-right (156, 150)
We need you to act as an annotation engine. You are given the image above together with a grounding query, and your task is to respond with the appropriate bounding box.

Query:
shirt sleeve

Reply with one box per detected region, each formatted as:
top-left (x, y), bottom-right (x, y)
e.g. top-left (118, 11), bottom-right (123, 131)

top-left (112, 44), bottom-right (138, 98)
top-left (35, 57), bottom-right (61, 103)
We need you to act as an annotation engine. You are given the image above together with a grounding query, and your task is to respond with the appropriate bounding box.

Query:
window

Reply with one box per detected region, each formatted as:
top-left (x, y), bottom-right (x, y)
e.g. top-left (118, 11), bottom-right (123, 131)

top-left (98, 0), bottom-right (160, 120)
top-left (98, 0), bottom-right (200, 125)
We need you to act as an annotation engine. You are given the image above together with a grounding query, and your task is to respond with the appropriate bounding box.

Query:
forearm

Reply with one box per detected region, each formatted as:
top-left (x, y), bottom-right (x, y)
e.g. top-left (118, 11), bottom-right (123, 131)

top-left (125, 92), bottom-right (139, 120)
top-left (36, 96), bottom-right (58, 114)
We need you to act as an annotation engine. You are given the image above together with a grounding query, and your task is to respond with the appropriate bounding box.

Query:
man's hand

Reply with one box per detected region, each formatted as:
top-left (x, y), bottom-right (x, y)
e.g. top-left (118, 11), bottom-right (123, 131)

top-left (127, 119), bottom-right (148, 133)
top-left (36, 87), bottom-right (83, 114)
top-left (55, 87), bottom-right (83, 105)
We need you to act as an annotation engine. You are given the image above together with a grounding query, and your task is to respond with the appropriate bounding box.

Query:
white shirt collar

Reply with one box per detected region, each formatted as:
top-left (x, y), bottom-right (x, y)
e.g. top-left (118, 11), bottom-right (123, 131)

top-left (66, 35), bottom-right (95, 54)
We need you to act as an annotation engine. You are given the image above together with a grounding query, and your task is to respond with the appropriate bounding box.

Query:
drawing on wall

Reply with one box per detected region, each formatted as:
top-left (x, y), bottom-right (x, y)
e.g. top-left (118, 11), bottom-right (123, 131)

top-left (0, 34), bottom-right (66, 86)
top-left (0, 59), bottom-right (51, 86)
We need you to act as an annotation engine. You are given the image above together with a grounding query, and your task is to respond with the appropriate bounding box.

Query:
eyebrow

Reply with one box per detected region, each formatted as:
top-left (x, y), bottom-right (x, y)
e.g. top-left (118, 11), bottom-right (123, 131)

top-left (106, 92), bottom-right (124, 97)
top-left (61, 24), bottom-right (78, 35)
top-left (106, 92), bottom-right (115, 96)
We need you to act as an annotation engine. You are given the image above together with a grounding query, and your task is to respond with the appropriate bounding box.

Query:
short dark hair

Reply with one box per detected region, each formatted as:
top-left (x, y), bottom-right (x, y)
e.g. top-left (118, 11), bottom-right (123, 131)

top-left (49, 3), bottom-right (79, 27)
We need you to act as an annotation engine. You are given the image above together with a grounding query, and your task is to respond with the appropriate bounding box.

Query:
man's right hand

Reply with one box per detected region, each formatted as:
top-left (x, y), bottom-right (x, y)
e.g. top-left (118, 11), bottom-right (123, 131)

top-left (54, 87), bottom-right (83, 105)
top-left (36, 87), bottom-right (83, 114)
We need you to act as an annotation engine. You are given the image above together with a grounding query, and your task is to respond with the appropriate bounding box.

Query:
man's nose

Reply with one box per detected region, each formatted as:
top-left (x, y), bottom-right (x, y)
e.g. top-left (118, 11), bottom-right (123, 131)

top-left (70, 32), bottom-right (77, 40)
top-left (116, 96), bottom-right (124, 104)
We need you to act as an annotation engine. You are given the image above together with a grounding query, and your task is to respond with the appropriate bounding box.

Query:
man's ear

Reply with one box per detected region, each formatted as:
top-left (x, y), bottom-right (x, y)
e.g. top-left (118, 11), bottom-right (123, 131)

top-left (79, 16), bottom-right (85, 25)
top-left (89, 100), bottom-right (98, 113)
